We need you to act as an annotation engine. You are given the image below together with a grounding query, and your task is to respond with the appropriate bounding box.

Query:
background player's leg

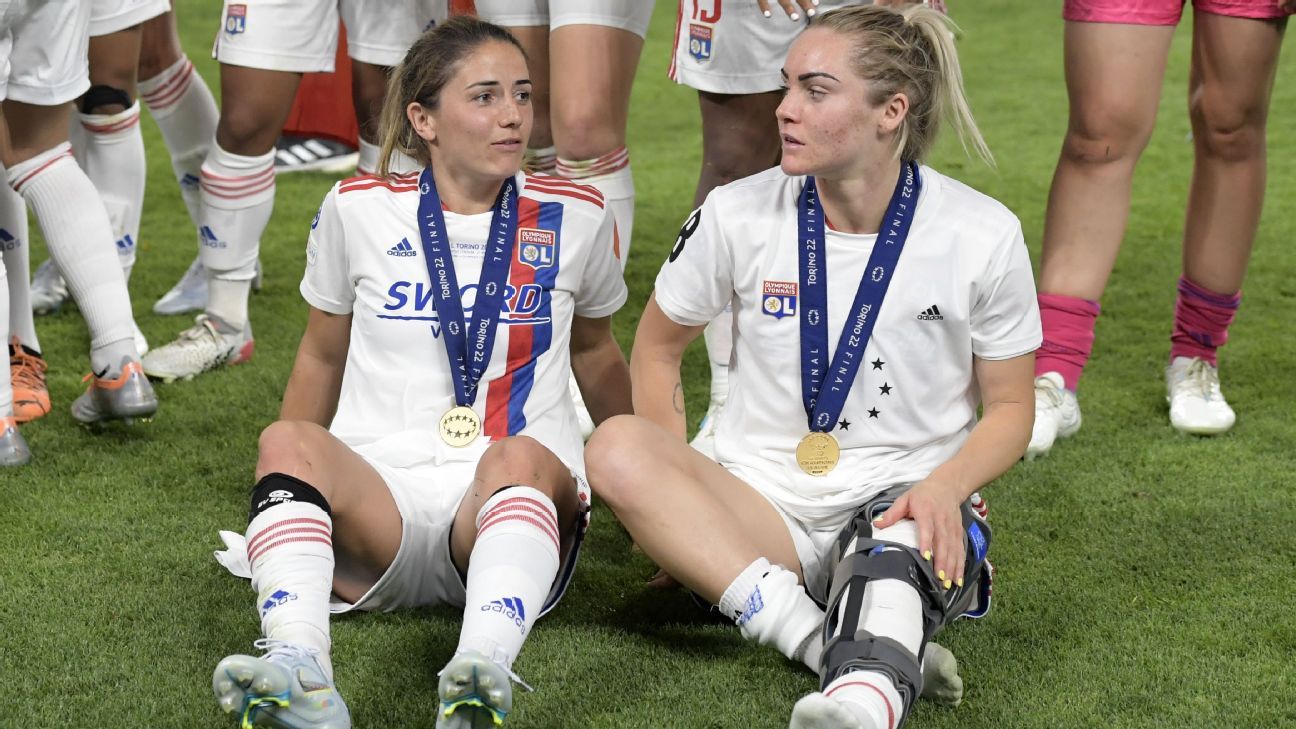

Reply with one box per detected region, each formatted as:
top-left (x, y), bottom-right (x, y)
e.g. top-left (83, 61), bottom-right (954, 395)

top-left (691, 90), bottom-right (783, 457)
top-left (549, 24), bottom-right (642, 264)
top-left (139, 10), bottom-right (223, 317)
top-left (507, 26), bottom-right (555, 172)
top-left (3, 100), bottom-right (153, 422)
top-left (1164, 11), bottom-right (1286, 435)
top-left (1028, 21), bottom-right (1174, 459)
top-left (143, 66), bottom-right (300, 382)
top-left (213, 420), bottom-right (399, 727)
top-left (0, 176), bottom-right (48, 424)
top-left (351, 59), bottom-right (395, 175)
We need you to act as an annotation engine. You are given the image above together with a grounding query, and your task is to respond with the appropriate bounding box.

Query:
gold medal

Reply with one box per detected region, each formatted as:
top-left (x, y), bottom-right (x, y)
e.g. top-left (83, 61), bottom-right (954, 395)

top-left (796, 432), bottom-right (840, 476)
top-left (439, 406), bottom-right (481, 447)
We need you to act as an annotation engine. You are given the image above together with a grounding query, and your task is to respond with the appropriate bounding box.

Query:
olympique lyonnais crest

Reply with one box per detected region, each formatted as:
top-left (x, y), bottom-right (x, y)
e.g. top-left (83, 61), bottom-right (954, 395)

top-left (688, 23), bottom-right (713, 62)
top-left (517, 228), bottom-right (555, 269)
top-left (225, 4), bottom-right (247, 35)
top-left (762, 280), bottom-right (797, 319)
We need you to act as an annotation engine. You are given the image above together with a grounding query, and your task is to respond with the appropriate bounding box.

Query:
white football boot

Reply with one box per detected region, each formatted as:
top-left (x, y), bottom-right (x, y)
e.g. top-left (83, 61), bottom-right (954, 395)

top-left (213, 639), bottom-right (350, 729)
top-left (142, 313), bottom-right (254, 383)
top-left (1166, 356), bottom-right (1235, 435)
top-left (1025, 372), bottom-right (1081, 460)
top-left (29, 259), bottom-right (69, 315)
top-left (154, 256), bottom-right (264, 316)
top-left (437, 651), bottom-right (520, 728)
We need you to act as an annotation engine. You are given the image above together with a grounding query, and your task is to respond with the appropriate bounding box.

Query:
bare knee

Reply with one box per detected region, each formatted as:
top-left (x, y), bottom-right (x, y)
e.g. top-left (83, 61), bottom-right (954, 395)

top-left (475, 435), bottom-right (571, 501)
top-left (215, 101), bottom-right (282, 156)
top-left (255, 421), bottom-right (336, 498)
top-left (552, 102), bottom-right (623, 161)
top-left (1060, 102), bottom-right (1154, 167)
top-left (584, 415), bottom-right (656, 512)
top-left (1190, 89), bottom-right (1266, 162)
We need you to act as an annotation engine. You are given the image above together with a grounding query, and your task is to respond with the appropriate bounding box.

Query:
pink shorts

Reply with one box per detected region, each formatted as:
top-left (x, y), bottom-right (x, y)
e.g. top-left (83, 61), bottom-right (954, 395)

top-left (1064, 0), bottom-right (1294, 25)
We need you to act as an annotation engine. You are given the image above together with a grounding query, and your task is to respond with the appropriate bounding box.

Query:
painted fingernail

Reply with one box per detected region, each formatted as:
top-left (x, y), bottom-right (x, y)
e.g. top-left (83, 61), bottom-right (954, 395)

top-left (938, 569), bottom-right (946, 581)
top-left (923, 550), bottom-right (932, 561)
top-left (790, 12), bottom-right (800, 20)
top-left (943, 579), bottom-right (952, 589)
top-left (763, 9), bottom-right (772, 16)
top-left (956, 578), bottom-right (965, 588)
top-left (806, 7), bottom-right (816, 15)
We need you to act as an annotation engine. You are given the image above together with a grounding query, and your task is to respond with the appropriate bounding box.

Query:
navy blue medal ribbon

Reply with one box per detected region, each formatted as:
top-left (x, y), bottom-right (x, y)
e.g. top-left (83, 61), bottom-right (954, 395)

top-left (798, 161), bottom-right (921, 432)
top-left (417, 168), bottom-right (519, 408)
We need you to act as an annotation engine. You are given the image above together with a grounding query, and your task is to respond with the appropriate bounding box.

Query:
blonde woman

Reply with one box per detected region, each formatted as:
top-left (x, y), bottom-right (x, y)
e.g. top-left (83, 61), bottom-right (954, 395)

top-left (587, 6), bottom-right (1039, 727)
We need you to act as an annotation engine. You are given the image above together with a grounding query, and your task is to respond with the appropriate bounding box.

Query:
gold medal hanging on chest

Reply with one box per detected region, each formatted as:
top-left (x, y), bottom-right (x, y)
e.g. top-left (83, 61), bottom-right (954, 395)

top-left (795, 431), bottom-right (840, 476)
top-left (439, 406), bottom-right (481, 447)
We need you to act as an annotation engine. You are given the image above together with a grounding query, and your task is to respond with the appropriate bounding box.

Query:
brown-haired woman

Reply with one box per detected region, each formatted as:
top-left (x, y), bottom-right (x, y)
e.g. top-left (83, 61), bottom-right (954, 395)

top-left (587, 5), bottom-right (1037, 728)
top-left (210, 17), bottom-right (631, 729)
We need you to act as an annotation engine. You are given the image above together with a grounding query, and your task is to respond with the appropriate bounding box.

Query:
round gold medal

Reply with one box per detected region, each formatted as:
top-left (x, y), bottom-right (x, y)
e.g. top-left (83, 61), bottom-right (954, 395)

top-left (796, 432), bottom-right (840, 476)
top-left (439, 406), bottom-right (481, 447)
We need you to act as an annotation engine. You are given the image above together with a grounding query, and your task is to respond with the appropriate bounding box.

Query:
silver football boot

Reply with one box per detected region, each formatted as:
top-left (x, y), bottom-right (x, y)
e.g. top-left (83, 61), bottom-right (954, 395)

top-left (213, 639), bottom-right (350, 729)
top-left (69, 360), bottom-right (158, 424)
top-left (437, 651), bottom-right (520, 728)
top-left (0, 417), bottom-right (31, 466)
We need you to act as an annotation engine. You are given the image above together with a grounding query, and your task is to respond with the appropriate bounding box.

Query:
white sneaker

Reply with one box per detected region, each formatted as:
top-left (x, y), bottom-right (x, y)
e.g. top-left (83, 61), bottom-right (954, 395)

top-left (1166, 356), bottom-right (1235, 435)
top-left (142, 314), bottom-right (254, 383)
top-left (30, 259), bottom-right (69, 315)
top-left (569, 375), bottom-right (595, 440)
top-left (153, 256), bottom-right (263, 316)
top-left (1026, 372), bottom-right (1081, 461)
top-left (213, 639), bottom-right (350, 729)
top-left (689, 394), bottom-right (725, 460)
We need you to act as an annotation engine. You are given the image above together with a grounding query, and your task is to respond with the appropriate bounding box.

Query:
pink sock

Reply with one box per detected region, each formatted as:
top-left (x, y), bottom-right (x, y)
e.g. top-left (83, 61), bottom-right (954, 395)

top-left (1170, 276), bottom-right (1239, 366)
top-left (1035, 293), bottom-right (1101, 391)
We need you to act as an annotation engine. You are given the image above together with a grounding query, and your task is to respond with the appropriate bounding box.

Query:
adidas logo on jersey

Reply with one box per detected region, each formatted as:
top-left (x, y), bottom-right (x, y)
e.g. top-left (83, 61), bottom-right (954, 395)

top-left (917, 304), bottom-right (944, 321)
top-left (387, 238), bottom-right (417, 257)
top-left (482, 596), bottom-right (527, 633)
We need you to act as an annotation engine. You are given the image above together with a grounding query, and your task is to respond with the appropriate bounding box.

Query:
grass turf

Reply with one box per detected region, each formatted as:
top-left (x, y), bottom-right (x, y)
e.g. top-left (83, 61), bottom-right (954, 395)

top-left (2, 1), bottom-right (1295, 727)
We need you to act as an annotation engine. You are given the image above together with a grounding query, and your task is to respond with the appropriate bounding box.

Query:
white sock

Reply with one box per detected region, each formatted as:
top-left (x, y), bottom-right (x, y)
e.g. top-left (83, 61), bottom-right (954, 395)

top-left (556, 147), bottom-right (633, 268)
top-left (456, 486), bottom-right (561, 670)
top-left (0, 178), bottom-right (38, 351)
top-left (356, 138), bottom-right (379, 176)
top-left (719, 558), bottom-right (825, 672)
top-left (7, 144), bottom-right (138, 372)
top-left (199, 143), bottom-right (274, 329)
top-left (822, 520), bottom-right (926, 729)
top-left (247, 501), bottom-right (335, 680)
top-left (524, 145), bottom-right (557, 175)
top-left (0, 250), bottom-right (10, 417)
top-left (140, 56), bottom-right (217, 226)
top-left (76, 102), bottom-right (145, 274)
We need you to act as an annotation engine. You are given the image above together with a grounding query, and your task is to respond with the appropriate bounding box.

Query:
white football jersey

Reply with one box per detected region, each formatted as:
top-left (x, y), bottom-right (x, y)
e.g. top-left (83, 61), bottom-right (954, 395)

top-left (302, 171), bottom-right (627, 477)
top-left (654, 166), bottom-right (1041, 527)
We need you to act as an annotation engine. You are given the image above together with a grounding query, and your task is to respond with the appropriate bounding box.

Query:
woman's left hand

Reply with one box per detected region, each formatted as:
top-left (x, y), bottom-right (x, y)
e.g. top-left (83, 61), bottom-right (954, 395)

top-left (871, 477), bottom-right (965, 590)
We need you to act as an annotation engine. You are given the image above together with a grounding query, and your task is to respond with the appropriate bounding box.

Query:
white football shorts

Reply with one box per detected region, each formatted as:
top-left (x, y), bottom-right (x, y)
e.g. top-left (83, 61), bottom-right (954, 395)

top-left (330, 454), bottom-right (591, 614)
top-left (475, 0), bottom-right (655, 38)
top-left (89, 0), bottom-right (170, 38)
top-left (670, 0), bottom-right (868, 95)
top-left (214, 0), bottom-right (447, 73)
top-left (0, 0), bottom-right (90, 106)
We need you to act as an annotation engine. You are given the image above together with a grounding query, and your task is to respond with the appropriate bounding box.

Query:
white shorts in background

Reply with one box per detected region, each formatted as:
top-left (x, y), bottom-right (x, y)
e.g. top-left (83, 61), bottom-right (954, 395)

top-left (670, 0), bottom-right (868, 95)
top-left (89, 0), bottom-right (169, 37)
top-left (331, 455), bottom-right (591, 615)
top-left (214, 0), bottom-right (447, 73)
top-left (475, 0), bottom-right (655, 38)
top-left (0, 0), bottom-right (90, 105)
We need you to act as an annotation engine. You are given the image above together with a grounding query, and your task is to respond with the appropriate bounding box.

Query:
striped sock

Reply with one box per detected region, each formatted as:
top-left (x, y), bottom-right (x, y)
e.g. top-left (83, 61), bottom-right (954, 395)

top-left (456, 486), bottom-right (561, 670)
top-left (76, 102), bottom-right (145, 274)
top-left (1170, 276), bottom-right (1239, 366)
top-left (247, 500), bottom-right (335, 679)
top-left (556, 147), bottom-right (634, 268)
top-left (140, 56), bottom-right (217, 227)
top-left (524, 145), bottom-right (557, 175)
top-left (199, 144), bottom-right (275, 328)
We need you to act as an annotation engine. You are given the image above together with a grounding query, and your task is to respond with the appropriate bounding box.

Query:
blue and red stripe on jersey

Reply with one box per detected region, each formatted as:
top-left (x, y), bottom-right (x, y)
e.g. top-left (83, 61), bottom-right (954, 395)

top-left (483, 196), bottom-right (563, 438)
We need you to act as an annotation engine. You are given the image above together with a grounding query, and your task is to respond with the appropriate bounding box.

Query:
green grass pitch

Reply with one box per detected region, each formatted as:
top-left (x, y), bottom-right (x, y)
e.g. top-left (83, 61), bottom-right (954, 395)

top-left (3, 1), bottom-right (1294, 727)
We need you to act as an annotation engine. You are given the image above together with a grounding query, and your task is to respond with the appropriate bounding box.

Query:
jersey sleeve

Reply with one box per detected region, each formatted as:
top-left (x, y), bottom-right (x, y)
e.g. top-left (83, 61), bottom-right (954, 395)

top-left (300, 185), bottom-right (355, 315)
top-left (970, 220), bottom-right (1042, 360)
top-left (572, 204), bottom-right (628, 318)
top-left (652, 192), bottom-right (733, 327)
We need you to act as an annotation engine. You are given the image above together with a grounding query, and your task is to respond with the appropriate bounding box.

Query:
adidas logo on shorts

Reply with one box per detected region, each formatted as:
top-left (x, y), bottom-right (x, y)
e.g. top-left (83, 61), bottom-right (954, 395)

top-left (917, 304), bottom-right (944, 321)
top-left (387, 238), bottom-right (417, 257)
